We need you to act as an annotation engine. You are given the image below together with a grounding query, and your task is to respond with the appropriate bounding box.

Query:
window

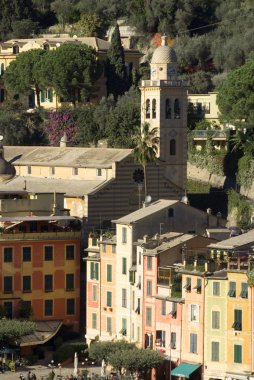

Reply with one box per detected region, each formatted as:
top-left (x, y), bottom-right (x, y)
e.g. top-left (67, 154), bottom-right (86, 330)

top-left (122, 318), bottom-right (127, 336)
top-left (45, 300), bottom-right (53, 316)
top-left (13, 45), bottom-right (19, 54)
top-left (168, 208), bottom-right (174, 217)
top-left (240, 283), bottom-right (248, 298)
top-left (92, 313), bottom-right (97, 329)
top-left (174, 99), bottom-right (180, 118)
top-left (169, 302), bottom-right (177, 318)
top-left (213, 282), bottom-right (220, 296)
top-left (0, 63), bottom-right (4, 76)
top-left (4, 302), bottom-right (12, 318)
top-left (156, 330), bottom-right (166, 347)
top-left (23, 276), bottom-right (31, 292)
top-left (66, 274), bottom-right (74, 291)
top-left (122, 288), bottom-right (127, 308)
top-left (146, 307), bottom-right (152, 326)
top-left (102, 244), bottom-right (106, 253)
top-left (66, 245), bottom-right (74, 260)
top-left (232, 309), bottom-right (242, 331)
top-left (122, 257), bottom-right (127, 274)
top-left (211, 342), bottom-right (219, 361)
top-left (195, 279), bottom-right (202, 293)
top-left (45, 275), bottom-right (53, 292)
top-left (165, 99), bottom-right (171, 119)
top-left (152, 99), bottom-right (156, 118)
top-left (147, 256), bottom-right (152, 269)
top-left (107, 264), bottom-right (112, 282)
top-left (44, 246), bottom-right (53, 261)
top-left (112, 245), bottom-right (116, 253)
top-left (190, 333), bottom-right (197, 354)
top-left (171, 332), bottom-right (176, 349)
top-left (106, 291), bottom-right (112, 307)
top-left (147, 280), bottom-right (152, 296)
top-left (161, 300), bottom-right (166, 316)
top-left (212, 310), bottom-right (220, 329)
top-left (50, 167), bottom-right (55, 176)
top-left (228, 281), bottom-right (236, 297)
top-left (43, 43), bottom-right (50, 51)
top-left (22, 246), bottom-right (31, 261)
top-left (122, 227), bottom-right (127, 244)
top-left (40, 88), bottom-right (53, 103)
top-left (66, 299), bottom-right (75, 315)
top-left (135, 298), bottom-right (140, 314)
top-left (189, 304), bottom-right (199, 322)
top-left (170, 139), bottom-right (176, 156)
top-left (145, 99), bottom-right (150, 118)
top-left (4, 276), bottom-right (12, 293)
top-left (4, 247), bottom-right (12, 262)
top-left (90, 262), bottom-right (99, 280)
top-left (184, 277), bottom-right (191, 291)
top-left (234, 344), bottom-right (242, 364)
top-left (27, 166), bottom-right (32, 175)
top-left (129, 270), bottom-right (135, 284)
top-left (106, 317), bottom-right (112, 333)
top-left (92, 285), bottom-right (97, 302)
top-left (97, 168), bottom-right (102, 177)
top-left (72, 167), bottom-right (78, 176)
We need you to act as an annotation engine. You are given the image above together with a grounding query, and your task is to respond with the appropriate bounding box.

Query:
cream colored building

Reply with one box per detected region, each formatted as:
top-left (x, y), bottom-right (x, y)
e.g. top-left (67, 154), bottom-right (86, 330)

top-left (0, 36), bottom-right (142, 107)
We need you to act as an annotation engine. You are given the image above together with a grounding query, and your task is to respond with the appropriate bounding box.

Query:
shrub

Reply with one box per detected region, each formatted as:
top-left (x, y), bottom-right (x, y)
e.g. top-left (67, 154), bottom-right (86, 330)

top-left (53, 343), bottom-right (86, 363)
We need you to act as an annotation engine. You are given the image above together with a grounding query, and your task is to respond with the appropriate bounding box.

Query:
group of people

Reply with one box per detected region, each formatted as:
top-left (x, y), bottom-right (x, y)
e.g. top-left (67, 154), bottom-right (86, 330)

top-left (19, 371), bottom-right (37, 379)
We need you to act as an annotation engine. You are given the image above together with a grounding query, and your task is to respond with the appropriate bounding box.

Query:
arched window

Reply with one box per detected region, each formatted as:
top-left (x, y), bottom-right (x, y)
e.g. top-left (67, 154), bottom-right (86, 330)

top-left (145, 99), bottom-right (150, 119)
top-left (13, 45), bottom-right (19, 54)
top-left (174, 99), bottom-right (180, 119)
top-left (43, 44), bottom-right (50, 51)
top-left (165, 99), bottom-right (171, 119)
top-left (170, 139), bottom-right (176, 156)
top-left (0, 63), bottom-right (4, 76)
top-left (152, 99), bottom-right (156, 118)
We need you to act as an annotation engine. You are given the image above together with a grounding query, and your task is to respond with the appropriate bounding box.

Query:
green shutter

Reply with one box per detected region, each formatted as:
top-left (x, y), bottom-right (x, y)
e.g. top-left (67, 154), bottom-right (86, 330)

top-left (95, 263), bottom-right (99, 280)
top-left (107, 291), bottom-right (112, 307)
top-left (122, 227), bottom-right (127, 243)
top-left (122, 257), bottom-right (127, 274)
top-left (90, 262), bottom-right (94, 278)
top-left (41, 90), bottom-right (45, 103)
top-left (107, 264), bottom-right (112, 282)
top-left (211, 342), bottom-right (219, 361)
top-left (48, 88), bottom-right (53, 102)
top-left (234, 345), bottom-right (242, 363)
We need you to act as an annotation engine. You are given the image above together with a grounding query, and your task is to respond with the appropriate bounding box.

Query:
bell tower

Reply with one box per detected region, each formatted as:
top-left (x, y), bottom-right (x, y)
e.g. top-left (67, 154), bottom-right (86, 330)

top-left (140, 36), bottom-right (188, 191)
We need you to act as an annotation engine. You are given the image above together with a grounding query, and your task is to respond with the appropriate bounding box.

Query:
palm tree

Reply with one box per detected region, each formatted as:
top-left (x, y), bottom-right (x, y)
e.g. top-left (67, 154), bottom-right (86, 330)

top-left (133, 122), bottom-right (160, 200)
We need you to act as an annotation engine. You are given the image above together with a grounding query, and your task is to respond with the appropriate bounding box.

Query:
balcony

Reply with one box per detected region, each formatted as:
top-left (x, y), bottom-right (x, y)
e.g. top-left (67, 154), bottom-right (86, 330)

top-left (191, 130), bottom-right (228, 140)
top-left (141, 79), bottom-right (189, 88)
top-left (0, 231), bottom-right (81, 241)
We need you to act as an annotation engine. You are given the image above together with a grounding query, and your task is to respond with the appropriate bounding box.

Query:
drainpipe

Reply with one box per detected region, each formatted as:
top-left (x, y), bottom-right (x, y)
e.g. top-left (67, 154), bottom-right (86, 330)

top-left (203, 278), bottom-right (208, 380)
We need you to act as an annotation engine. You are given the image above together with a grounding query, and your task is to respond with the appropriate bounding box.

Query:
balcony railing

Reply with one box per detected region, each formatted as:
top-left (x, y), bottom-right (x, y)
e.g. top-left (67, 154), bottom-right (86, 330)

top-left (191, 130), bottom-right (228, 140)
top-left (0, 231), bottom-right (81, 240)
top-left (141, 80), bottom-right (189, 87)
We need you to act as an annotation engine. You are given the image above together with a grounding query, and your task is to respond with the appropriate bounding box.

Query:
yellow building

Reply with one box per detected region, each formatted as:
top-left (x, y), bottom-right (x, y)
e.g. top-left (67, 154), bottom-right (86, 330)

top-left (0, 36), bottom-right (142, 107)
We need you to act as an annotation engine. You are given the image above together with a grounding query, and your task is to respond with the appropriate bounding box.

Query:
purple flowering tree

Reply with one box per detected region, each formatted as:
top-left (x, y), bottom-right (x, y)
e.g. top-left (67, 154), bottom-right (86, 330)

top-left (44, 111), bottom-right (76, 146)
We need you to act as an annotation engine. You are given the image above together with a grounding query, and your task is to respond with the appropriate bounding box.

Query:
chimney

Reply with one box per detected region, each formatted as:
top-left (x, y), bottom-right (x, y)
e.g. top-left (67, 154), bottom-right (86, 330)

top-left (207, 208), bottom-right (212, 228)
top-left (143, 235), bottom-right (149, 243)
top-left (216, 212), bottom-right (222, 227)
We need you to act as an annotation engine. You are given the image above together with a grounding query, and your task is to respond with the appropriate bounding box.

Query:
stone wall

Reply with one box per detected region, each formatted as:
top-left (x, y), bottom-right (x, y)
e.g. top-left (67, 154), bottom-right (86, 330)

top-left (187, 162), bottom-right (226, 188)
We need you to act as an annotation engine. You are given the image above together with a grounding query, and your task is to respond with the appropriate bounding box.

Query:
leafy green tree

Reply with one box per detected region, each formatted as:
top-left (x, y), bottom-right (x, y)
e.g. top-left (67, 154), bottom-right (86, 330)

top-left (3, 49), bottom-right (46, 107)
top-left (74, 105), bottom-right (100, 146)
top-left (89, 340), bottom-right (135, 363)
top-left (0, 319), bottom-right (35, 347)
top-left (217, 60), bottom-right (254, 128)
top-left (106, 24), bottom-right (128, 98)
top-left (106, 87), bottom-right (140, 147)
top-left (93, 95), bottom-right (115, 138)
top-left (74, 13), bottom-right (102, 36)
top-left (51, 0), bottom-right (78, 30)
top-left (133, 122), bottom-right (159, 198)
top-left (19, 301), bottom-right (34, 320)
top-left (11, 19), bottom-right (39, 38)
top-left (39, 44), bottom-right (101, 107)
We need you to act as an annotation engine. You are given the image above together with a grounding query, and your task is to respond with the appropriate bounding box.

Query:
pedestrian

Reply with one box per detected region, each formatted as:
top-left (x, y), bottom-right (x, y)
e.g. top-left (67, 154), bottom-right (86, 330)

top-left (31, 373), bottom-right (37, 380)
top-left (27, 371), bottom-right (31, 380)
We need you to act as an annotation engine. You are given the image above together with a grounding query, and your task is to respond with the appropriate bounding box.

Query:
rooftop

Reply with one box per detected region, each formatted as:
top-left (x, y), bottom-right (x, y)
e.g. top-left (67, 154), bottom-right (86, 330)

top-left (208, 228), bottom-right (254, 249)
top-left (0, 176), bottom-right (110, 197)
top-left (4, 146), bottom-right (132, 168)
top-left (113, 199), bottom-right (179, 224)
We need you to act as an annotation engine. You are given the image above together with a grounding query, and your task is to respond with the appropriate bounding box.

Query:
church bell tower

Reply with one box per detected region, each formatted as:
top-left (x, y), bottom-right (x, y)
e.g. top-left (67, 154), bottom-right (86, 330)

top-left (140, 36), bottom-right (188, 191)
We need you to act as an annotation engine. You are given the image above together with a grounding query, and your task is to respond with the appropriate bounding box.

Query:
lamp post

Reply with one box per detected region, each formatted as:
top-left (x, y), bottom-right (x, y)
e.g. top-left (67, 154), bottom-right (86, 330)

top-left (48, 360), bottom-right (55, 377)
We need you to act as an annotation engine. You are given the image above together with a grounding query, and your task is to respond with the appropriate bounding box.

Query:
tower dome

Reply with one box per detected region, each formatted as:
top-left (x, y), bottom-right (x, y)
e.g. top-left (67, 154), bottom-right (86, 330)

top-left (151, 36), bottom-right (177, 64)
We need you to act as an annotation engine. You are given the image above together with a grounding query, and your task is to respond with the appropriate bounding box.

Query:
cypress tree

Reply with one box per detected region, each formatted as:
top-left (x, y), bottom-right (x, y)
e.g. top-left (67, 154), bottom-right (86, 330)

top-left (106, 24), bottom-right (127, 98)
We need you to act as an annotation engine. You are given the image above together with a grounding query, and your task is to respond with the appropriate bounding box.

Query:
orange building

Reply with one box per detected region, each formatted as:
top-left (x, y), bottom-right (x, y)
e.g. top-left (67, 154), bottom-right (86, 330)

top-left (0, 215), bottom-right (81, 334)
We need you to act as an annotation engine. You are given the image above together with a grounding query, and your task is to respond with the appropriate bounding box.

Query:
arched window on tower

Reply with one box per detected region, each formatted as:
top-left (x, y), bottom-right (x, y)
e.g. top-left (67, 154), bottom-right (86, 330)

top-left (152, 99), bottom-right (156, 118)
top-left (174, 99), bottom-right (180, 119)
top-left (170, 139), bottom-right (176, 156)
top-left (165, 99), bottom-right (171, 119)
top-left (146, 99), bottom-right (150, 119)
top-left (0, 63), bottom-right (4, 76)
top-left (13, 45), bottom-right (19, 54)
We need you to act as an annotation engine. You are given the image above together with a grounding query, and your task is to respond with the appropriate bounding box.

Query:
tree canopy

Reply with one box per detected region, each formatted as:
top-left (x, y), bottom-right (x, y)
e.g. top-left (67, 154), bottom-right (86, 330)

top-left (0, 318), bottom-right (35, 347)
top-left (217, 59), bottom-right (254, 128)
